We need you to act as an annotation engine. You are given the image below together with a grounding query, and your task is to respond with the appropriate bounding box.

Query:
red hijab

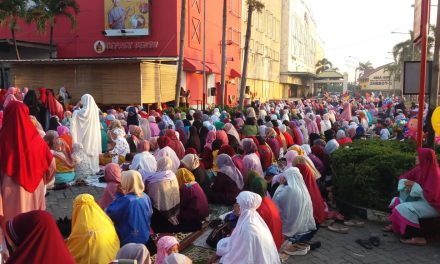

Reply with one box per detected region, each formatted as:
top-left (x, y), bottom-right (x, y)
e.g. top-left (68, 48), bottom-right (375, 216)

top-left (6, 210), bottom-right (76, 263)
top-left (38, 87), bottom-right (47, 104)
top-left (46, 91), bottom-right (64, 120)
top-left (297, 163), bottom-right (327, 224)
top-left (0, 101), bottom-right (53, 192)
top-left (164, 129), bottom-right (185, 159)
top-left (399, 148), bottom-right (440, 212)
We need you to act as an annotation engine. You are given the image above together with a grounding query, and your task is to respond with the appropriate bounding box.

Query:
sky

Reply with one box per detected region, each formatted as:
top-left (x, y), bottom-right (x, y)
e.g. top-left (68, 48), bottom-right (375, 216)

top-left (307, 0), bottom-right (438, 81)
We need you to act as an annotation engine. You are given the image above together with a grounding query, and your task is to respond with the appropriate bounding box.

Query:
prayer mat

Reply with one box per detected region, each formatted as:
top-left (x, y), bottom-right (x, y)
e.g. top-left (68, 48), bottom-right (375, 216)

top-left (181, 245), bottom-right (216, 264)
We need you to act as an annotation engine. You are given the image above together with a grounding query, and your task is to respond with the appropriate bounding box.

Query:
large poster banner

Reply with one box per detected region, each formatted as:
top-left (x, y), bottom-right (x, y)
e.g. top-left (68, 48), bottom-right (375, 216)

top-left (104, 0), bottom-right (150, 36)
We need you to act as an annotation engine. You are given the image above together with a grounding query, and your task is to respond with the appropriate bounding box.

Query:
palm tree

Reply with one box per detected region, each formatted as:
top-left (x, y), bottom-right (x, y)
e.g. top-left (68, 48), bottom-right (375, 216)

top-left (219, 0), bottom-right (227, 108)
top-left (0, 0), bottom-right (32, 60)
top-left (356, 61), bottom-right (374, 78)
top-left (32, 0), bottom-right (79, 59)
top-left (175, 0), bottom-right (187, 107)
top-left (315, 58), bottom-right (333, 74)
top-left (238, 0), bottom-right (264, 110)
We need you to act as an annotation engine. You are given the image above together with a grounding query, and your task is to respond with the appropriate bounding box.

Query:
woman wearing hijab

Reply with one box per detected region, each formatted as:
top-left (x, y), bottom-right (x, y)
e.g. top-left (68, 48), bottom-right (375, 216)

top-left (280, 124), bottom-right (294, 148)
top-left (127, 125), bottom-right (144, 153)
top-left (52, 138), bottom-right (75, 185)
top-left (23, 90), bottom-right (42, 119)
top-left (146, 157), bottom-right (181, 233)
top-left (273, 168), bottom-right (316, 252)
top-left (339, 102), bottom-right (352, 122)
top-left (57, 125), bottom-right (73, 150)
top-left (266, 127), bottom-right (281, 160)
top-left (242, 117), bottom-right (258, 136)
top-left (216, 191), bottom-right (281, 264)
top-left (249, 177), bottom-right (284, 250)
top-left (45, 90), bottom-right (65, 120)
top-left (4, 210), bottom-right (76, 263)
top-left (71, 94), bottom-right (102, 173)
top-left (336, 130), bottom-right (352, 145)
top-left (101, 128), bottom-right (130, 165)
top-left (320, 113), bottom-right (332, 135)
top-left (130, 140), bottom-right (157, 173)
top-left (224, 122), bottom-right (240, 142)
top-left (164, 129), bottom-right (185, 159)
top-left (0, 102), bottom-right (55, 228)
top-left (140, 118), bottom-right (152, 141)
top-left (186, 126), bottom-right (201, 154)
top-left (116, 243), bottom-right (151, 264)
top-left (98, 163), bottom-right (122, 209)
top-left (155, 136), bottom-right (180, 173)
top-left (106, 170), bottom-right (153, 247)
top-left (175, 168), bottom-right (209, 231)
top-left (386, 148), bottom-right (440, 245)
top-left (155, 236), bottom-right (180, 264)
top-left (210, 154), bottom-right (243, 205)
top-left (215, 130), bottom-right (229, 147)
top-left (324, 139), bottom-right (340, 155)
top-left (164, 253), bottom-right (192, 264)
top-left (295, 159), bottom-right (327, 225)
top-left (67, 194), bottom-right (120, 264)
top-left (149, 116), bottom-right (160, 137)
top-left (242, 138), bottom-right (264, 178)
top-left (181, 154), bottom-right (210, 194)
top-left (175, 120), bottom-right (187, 146)
top-left (48, 116), bottom-right (61, 131)
top-left (127, 106), bottom-right (140, 126)
top-left (256, 136), bottom-right (275, 171)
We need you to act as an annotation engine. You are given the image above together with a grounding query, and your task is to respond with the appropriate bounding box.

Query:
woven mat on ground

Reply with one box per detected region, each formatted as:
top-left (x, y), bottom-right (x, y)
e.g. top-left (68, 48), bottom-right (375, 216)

top-left (181, 245), bottom-right (216, 264)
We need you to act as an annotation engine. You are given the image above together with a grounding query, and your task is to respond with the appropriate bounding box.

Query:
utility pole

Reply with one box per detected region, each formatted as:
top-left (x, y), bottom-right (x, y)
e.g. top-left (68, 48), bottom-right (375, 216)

top-left (220, 0), bottom-right (228, 108)
top-left (202, 0), bottom-right (207, 111)
top-left (427, 0), bottom-right (440, 147)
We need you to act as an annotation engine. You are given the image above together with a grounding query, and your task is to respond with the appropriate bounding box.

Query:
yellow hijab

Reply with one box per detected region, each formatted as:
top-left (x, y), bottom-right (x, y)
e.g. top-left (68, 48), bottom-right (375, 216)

top-left (288, 145), bottom-right (305, 156)
top-left (67, 194), bottom-right (120, 264)
top-left (122, 170), bottom-right (145, 196)
top-left (175, 168), bottom-right (196, 187)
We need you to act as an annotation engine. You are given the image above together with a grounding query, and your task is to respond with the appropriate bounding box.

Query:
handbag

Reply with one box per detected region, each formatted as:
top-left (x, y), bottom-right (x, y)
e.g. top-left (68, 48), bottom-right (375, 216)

top-left (206, 222), bottom-right (232, 249)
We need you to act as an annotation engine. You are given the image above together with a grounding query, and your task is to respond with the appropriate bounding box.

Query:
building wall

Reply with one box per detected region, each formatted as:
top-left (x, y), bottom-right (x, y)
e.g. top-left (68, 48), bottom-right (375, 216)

top-left (284, 0), bottom-right (322, 73)
top-left (241, 0), bottom-right (282, 102)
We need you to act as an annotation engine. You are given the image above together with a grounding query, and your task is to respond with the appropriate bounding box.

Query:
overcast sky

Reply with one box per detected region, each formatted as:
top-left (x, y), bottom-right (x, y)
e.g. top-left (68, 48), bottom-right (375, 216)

top-left (307, 0), bottom-right (438, 81)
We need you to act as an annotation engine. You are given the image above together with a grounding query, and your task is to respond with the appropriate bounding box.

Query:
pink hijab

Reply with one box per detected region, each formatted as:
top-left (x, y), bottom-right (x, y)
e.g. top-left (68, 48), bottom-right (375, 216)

top-left (339, 102), bottom-right (352, 122)
top-left (285, 150), bottom-right (299, 169)
top-left (215, 130), bottom-right (229, 147)
top-left (98, 163), bottom-right (122, 209)
top-left (204, 130), bottom-right (216, 150)
top-left (3, 87), bottom-right (19, 108)
top-left (155, 236), bottom-right (179, 264)
top-left (399, 148), bottom-right (440, 212)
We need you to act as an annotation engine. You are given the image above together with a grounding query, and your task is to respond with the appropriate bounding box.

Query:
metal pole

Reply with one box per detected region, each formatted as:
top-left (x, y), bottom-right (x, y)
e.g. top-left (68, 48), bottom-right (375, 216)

top-left (416, 0), bottom-right (431, 148)
top-left (202, 0), bottom-right (207, 111)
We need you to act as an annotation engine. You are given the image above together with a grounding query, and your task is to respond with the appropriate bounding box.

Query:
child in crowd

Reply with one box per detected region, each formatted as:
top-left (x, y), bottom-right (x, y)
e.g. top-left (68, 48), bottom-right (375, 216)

top-left (72, 142), bottom-right (94, 183)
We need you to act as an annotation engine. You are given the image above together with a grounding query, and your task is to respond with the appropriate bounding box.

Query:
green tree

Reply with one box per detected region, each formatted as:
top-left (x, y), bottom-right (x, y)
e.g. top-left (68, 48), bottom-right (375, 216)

top-left (0, 0), bottom-right (32, 60)
top-left (238, 0), bottom-right (264, 110)
top-left (315, 58), bottom-right (333, 74)
top-left (32, 0), bottom-right (79, 59)
top-left (356, 61), bottom-right (374, 79)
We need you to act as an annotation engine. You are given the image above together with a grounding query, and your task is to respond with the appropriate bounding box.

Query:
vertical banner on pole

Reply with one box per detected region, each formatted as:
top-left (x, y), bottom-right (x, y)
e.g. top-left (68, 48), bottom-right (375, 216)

top-left (415, 0), bottom-right (431, 148)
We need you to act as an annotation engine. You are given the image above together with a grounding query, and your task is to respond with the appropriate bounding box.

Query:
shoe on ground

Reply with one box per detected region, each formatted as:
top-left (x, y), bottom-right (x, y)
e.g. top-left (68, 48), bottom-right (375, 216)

top-left (283, 243), bottom-right (309, 256)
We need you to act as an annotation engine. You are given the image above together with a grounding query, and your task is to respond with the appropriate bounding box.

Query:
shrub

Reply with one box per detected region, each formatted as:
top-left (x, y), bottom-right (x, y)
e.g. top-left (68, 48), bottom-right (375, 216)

top-left (330, 140), bottom-right (417, 211)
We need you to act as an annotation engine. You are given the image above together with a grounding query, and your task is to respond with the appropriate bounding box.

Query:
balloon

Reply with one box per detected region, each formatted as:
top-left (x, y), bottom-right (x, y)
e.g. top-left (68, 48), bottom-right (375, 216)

top-left (431, 106), bottom-right (440, 135)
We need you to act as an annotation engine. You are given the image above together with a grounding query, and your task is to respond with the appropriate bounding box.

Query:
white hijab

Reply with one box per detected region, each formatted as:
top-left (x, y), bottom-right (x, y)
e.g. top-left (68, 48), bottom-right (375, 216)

top-left (273, 167), bottom-right (316, 237)
top-left (154, 146), bottom-right (180, 173)
top-left (71, 94), bottom-right (101, 172)
top-left (130, 151), bottom-right (157, 173)
top-left (217, 191), bottom-right (280, 264)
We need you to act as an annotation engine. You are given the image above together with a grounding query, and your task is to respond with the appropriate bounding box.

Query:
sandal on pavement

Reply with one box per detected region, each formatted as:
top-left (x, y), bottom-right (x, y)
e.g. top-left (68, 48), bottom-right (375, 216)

top-left (369, 236), bottom-right (380, 247)
top-left (304, 241), bottom-right (321, 250)
top-left (343, 220), bottom-right (365, 227)
top-left (321, 219), bottom-right (335, 227)
top-left (283, 243), bottom-right (309, 256)
top-left (356, 239), bottom-right (373, 249)
top-left (327, 223), bottom-right (350, 234)
top-left (400, 238), bottom-right (427, 246)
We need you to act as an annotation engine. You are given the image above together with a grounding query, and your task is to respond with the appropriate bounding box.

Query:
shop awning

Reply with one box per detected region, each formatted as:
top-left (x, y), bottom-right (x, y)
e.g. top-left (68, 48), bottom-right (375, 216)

top-left (206, 62), bottom-right (220, 74)
top-left (230, 68), bottom-right (241, 78)
top-left (183, 58), bottom-right (204, 72)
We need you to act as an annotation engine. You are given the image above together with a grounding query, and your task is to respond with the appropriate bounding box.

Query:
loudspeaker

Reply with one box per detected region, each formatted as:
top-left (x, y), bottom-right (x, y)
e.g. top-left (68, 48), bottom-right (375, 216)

top-left (209, 87), bottom-right (217, 96)
top-left (245, 86), bottom-right (250, 94)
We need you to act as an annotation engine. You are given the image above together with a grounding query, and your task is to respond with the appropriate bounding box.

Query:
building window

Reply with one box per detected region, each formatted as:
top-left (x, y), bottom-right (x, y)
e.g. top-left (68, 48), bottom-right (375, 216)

top-left (228, 27), bottom-right (241, 46)
top-left (229, 0), bottom-right (241, 17)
